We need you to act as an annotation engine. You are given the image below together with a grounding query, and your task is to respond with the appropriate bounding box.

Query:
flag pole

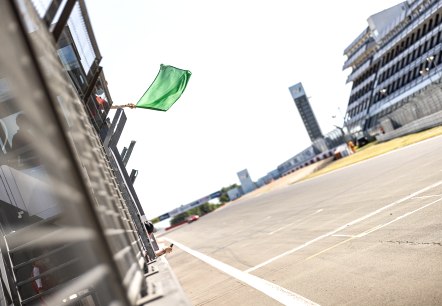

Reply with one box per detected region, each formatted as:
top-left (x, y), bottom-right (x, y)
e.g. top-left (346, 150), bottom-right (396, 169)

top-left (110, 103), bottom-right (137, 109)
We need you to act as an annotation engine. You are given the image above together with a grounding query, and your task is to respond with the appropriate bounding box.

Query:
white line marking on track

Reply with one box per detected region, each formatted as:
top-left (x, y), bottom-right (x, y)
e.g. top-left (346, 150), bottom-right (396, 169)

top-left (412, 195), bottom-right (442, 199)
top-left (268, 209), bottom-right (323, 235)
top-left (307, 196), bottom-right (442, 260)
top-left (246, 180), bottom-right (442, 273)
top-left (357, 196), bottom-right (442, 238)
top-left (331, 234), bottom-right (357, 238)
top-left (164, 238), bottom-right (320, 306)
top-left (268, 223), bottom-right (293, 236)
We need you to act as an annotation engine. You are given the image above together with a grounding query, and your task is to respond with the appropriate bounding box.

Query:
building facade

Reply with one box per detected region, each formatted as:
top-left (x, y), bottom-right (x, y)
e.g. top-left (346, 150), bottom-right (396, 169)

top-left (343, 0), bottom-right (442, 138)
top-left (237, 169), bottom-right (256, 194)
top-left (227, 187), bottom-right (243, 201)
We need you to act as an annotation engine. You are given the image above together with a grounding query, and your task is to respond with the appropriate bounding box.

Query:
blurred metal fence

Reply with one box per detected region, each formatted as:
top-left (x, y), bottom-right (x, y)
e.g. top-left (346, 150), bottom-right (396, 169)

top-left (0, 1), bottom-right (170, 305)
top-left (377, 80), bottom-right (442, 141)
top-left (386, 81), bottom-right (442, 126)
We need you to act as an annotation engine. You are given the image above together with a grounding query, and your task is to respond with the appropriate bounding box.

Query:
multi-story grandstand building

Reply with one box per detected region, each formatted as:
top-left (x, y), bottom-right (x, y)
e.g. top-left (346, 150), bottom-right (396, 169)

top-left (343, 0), bottom-right (442, 139)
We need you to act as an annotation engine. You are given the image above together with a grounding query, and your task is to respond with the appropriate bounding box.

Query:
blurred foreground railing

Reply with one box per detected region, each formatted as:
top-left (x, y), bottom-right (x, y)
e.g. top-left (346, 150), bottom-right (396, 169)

top-left (0, 1), bottom-right (189, 305)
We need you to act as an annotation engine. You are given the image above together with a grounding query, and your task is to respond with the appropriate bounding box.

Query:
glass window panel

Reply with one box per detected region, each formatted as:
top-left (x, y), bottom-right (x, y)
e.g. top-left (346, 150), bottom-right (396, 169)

top-left (67, 3), bottom-right (96, 74)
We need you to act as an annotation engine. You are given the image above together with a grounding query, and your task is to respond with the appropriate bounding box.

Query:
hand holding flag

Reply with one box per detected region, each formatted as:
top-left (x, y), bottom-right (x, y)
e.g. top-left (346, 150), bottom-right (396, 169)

top-left (111, 64), bottom-right (191, 111)
top-left (111, 103), bottom-right (136, 109)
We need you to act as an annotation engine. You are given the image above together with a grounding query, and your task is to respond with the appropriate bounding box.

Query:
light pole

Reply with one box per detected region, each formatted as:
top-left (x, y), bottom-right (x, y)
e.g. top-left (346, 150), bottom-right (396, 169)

top-left (331, 107), bottom-right (346, 128)
top-left (419, 55), bottom-right (438, 80)
top-left (427, 55), bottom-right (436, 70)
top-left (419, 54), bottom-right (442, 111)
top-left (333, 124), bottom-right (345, 137)
top-left (331, 106), bottom-right (349, 143)
top-left (419, 67), bottom-right (430, 76)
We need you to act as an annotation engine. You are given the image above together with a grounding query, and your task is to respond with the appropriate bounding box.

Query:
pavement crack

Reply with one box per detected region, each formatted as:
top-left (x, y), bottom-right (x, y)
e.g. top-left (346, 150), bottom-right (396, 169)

top-left (381, 240), bottom-right (442, 246)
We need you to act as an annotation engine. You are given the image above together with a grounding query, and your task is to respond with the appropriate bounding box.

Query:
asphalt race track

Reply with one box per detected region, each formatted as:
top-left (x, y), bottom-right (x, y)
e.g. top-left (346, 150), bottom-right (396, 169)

top-left (164, 135), bottom-right (442, 306)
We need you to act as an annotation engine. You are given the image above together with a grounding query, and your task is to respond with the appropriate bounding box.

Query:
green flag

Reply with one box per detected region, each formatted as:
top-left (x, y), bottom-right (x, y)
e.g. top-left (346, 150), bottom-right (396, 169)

top-left (136, 64), bottom-right (192, 111)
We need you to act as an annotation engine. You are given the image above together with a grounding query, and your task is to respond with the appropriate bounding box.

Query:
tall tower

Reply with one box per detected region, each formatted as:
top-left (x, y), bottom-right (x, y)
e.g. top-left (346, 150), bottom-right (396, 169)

top-left (237, 169), bottom-right (256, 194)
top-left (289, 82), bottom-right (323, 142)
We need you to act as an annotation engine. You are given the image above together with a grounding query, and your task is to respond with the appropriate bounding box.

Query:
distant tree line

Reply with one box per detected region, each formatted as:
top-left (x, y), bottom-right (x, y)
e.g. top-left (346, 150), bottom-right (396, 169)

top-left (170, 202), bottom-right (221, 225)
top-left (150, 217), bottom-right (160, 224)
top-left (168, 183), bottom-right (240, 226)
top-left (218, 183), bottom-right (239, 203)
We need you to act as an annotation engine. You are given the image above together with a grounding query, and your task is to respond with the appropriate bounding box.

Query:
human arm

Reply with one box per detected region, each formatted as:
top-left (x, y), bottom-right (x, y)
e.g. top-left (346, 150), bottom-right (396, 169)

top-left (155, 246), bottom-right (173, 257)
top-left (110, 103), bottom-right (137, 109)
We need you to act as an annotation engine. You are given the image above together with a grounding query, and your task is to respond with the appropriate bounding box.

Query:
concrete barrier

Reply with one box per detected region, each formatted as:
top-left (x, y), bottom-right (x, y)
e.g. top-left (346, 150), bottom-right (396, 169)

top-left (376, 110), bottom-right (442, 142)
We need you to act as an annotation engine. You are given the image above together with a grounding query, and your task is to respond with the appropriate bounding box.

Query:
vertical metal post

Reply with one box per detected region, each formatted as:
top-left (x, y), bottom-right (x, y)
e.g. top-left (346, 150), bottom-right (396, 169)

top-left (123, 141), bottom-right (136, 166)
top-left (52, 0), bottom-right (77, 42)
top-left (130, 169), bottom-right (138, 184)
top-left (121, 147), bottom-right (128, 160)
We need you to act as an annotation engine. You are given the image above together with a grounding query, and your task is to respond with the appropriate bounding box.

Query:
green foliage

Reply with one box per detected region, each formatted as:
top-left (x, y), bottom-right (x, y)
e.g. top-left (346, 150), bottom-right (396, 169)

top-left (169, 184), bottom-right (240, 226)
top-left (165, 184), bottom-right (242, 227)
top-left (170, 212), bottom-right (188, 225)
top-left (218, 184), bottom-right (239, 203)
top-left (169, 202), bottom-right (224, 226)
top-left (150, 217), bottom-right (160, 224)
top-left (198, 203), bottom-right (212, 215)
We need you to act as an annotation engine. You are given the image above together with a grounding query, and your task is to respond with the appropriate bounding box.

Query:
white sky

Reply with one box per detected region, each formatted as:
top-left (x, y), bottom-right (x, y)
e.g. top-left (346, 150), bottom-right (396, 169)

top-left (85, 0), bottom-right (403, 219)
